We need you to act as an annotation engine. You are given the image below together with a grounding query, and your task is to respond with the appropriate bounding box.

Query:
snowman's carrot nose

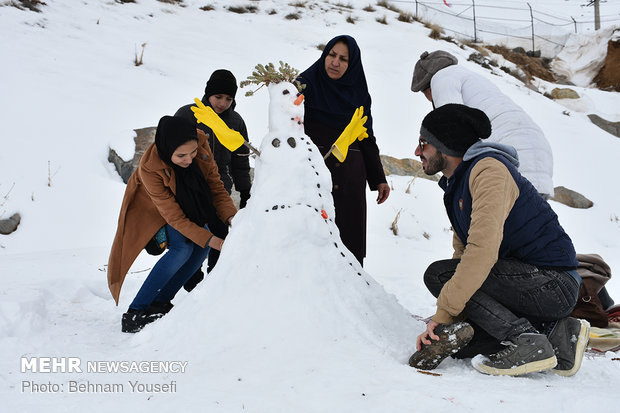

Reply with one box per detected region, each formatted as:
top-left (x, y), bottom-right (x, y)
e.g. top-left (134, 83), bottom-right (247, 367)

top-left (294, 94), bottom-right (305, 106)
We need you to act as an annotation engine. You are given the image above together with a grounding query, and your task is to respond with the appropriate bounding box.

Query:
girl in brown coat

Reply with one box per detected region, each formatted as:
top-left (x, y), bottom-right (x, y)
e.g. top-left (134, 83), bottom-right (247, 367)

top-left (108, 115), bottom-right (237, 333)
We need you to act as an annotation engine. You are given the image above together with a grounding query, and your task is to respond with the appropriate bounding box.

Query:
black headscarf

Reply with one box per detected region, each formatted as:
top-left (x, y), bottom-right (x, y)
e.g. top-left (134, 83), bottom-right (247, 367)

top-left (298, 35), bottom-right (374, 135)
top-left (154, 116), bottom-right (216, 228)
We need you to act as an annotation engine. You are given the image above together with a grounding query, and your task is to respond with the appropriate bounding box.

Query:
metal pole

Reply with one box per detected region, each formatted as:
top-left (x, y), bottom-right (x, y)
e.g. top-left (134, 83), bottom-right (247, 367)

top-left (472, 0), bottom-right (477, 43)
top-left (415, 0), bottom-right (418, 19)
top-left (594, 0), bottom-right (600, 30)
top-left (527, 2), bottom-right (534, 53)
top-left (571, 16), bottom-right (577, 33)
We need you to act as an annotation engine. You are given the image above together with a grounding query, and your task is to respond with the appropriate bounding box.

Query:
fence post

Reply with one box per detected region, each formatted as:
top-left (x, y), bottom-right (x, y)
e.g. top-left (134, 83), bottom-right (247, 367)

top-left (472, 0), bottom-right (477, 43)
top-left (415, 0), bottom-right (418, 19)
top-left (571, 16), bottom-right (577, 33)
top-left (527, 2), bottom-right (534, 52)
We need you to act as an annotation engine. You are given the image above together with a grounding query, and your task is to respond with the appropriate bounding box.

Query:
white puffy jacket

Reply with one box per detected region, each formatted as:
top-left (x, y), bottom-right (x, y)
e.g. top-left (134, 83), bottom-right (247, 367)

top-left (430, 65), bottom-right (554, 196)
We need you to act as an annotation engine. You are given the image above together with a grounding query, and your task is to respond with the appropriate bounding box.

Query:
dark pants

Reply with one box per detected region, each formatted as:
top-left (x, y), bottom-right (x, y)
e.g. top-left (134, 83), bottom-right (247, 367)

top-left (130, 224), bottom-right (210, 310)
top-left (424, 259), bottom-right (580, 344)
top-left (182, 218), bottom-right (229, 292)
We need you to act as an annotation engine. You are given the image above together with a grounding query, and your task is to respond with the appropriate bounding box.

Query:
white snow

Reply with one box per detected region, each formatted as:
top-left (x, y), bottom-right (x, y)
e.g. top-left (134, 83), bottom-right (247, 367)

top-left (1, 1), bottom-right (620, 412)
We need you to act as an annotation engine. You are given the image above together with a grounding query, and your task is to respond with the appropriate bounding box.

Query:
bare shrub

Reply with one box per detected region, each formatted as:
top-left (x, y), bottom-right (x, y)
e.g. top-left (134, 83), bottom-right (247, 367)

top-left (376, 15), bottom-right (387, 25)
top-left (134, 42), bottom-right (146, 66)
top-left (346, 15), bottom-right (357, 24)
top-left (285, 13), bottom-right (300, 20)
top-left (363, 5), bottom-right (375, 12)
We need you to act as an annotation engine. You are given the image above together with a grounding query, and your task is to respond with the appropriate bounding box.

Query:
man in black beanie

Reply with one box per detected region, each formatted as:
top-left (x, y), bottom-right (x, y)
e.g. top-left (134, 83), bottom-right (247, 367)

top-left (175, 69), bottom-right (252, 287)
top-left (408, 104), bottom-right (589, 378)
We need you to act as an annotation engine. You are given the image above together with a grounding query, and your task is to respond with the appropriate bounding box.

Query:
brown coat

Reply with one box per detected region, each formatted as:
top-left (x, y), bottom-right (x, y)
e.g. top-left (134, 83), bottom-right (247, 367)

top-left (107, 129), bottom-right (237, 304)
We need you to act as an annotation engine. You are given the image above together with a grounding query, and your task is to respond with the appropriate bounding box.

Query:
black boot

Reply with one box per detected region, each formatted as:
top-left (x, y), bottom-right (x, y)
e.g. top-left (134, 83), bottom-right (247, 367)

top-left (183, 269), bottom-right (204, 292)
top-left (121, 308), bottom-right (163, 333)
top-left (147, 301), bottom-right (174, 316)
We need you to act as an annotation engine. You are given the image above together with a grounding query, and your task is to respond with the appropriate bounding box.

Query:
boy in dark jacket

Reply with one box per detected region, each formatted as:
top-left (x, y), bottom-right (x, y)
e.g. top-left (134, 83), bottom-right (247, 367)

top-left (175, 70), bottom-right (252, 287)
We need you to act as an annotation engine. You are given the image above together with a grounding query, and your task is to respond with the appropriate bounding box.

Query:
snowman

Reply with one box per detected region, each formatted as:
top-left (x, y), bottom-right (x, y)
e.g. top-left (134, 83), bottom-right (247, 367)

top-left (159, 70), bottom-right (420, 365)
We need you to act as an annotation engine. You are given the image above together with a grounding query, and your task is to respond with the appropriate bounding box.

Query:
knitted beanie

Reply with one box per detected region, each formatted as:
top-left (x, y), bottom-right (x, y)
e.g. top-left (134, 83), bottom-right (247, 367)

top-left (411, 50), bottom-right (458, 92)
top-left (420, 104), bottom-right (491, 157)
top-left (204, 69), bottom-right (237, 99)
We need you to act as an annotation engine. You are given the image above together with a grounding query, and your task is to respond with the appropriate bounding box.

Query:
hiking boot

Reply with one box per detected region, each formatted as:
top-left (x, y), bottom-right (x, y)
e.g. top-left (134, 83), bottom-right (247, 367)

top-left (121, 308), bottom-right (162, 333)
top-left (409, 321), bottom-right (474, 370)
top-left (547, 317), bottom-right (590, 377)
top-left (147, 301), bottom-right (174, 317)
top-left (472, 333), bottom-right (557, 376)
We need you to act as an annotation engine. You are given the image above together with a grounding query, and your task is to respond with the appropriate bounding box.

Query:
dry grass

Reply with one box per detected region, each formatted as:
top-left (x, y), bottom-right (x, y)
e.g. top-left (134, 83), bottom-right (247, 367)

top-left (397, 12), bottom-right (414, 23)
top-left (391, 210), bottom-right (402, 236)
top-left (346, 15), bottom-right (357, 24)
top-left (363, 5), bottom-right (375, 12)
top-left (376, 15), bottom-right (388, 25)
top-left (228, 5), bottom-right (258, 14)
top-left (200, 5), bottom-right (214, 11)
top-left (427, 23), bottom-right (443, 39)
top-left (7, 0), bottom-right (46, 12)
top-left (134, 43), bottom-right (146, 66)
top-left (285, 13), bottom-right (301, 20)
top-left (377, 0), bottom-right (401, 13)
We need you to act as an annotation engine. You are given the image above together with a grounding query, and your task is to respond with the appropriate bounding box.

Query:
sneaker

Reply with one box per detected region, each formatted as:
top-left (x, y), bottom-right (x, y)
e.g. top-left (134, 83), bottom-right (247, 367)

top-left (408, 322), bottom-right (474, 370)
top-left (121, 308), bottom-right (162, 333)
top-left (472, 333), bottom-right (557, 376)
top-left (547, 317), bottom-right (590, 377)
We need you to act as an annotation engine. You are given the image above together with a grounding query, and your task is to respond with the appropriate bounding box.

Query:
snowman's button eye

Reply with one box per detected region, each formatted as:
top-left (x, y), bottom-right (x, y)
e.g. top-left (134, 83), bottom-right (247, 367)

top-left (287, 137), bottom-right (296, 148)
top-left (272, 138), bottom-right (280, 147)
top-left (282, 89), bottom-right (290, 95)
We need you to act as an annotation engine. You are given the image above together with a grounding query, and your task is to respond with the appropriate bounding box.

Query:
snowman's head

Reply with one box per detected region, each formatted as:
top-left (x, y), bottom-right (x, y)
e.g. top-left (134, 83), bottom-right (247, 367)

top-left (268, 82), bottom-right (305, 135)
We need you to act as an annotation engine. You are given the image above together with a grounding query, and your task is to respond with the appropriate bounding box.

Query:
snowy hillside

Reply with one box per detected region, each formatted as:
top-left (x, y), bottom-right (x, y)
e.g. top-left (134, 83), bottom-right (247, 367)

top-left (1, 1), bottom-right (620, 412)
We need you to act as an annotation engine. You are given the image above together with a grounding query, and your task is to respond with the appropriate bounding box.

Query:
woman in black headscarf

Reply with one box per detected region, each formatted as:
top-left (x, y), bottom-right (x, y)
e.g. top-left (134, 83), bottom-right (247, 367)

top-left (108, 116), bottom-right (237, 333)
top-left (298, 35), bottom-right (390, 266)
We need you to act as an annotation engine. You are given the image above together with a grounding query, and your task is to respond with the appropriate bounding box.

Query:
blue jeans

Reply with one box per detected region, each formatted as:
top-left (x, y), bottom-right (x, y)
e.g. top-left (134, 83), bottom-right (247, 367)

top-left (129, 224), bottom-right (210, 310)
top-left (424, 259), bottom-right (580, 341)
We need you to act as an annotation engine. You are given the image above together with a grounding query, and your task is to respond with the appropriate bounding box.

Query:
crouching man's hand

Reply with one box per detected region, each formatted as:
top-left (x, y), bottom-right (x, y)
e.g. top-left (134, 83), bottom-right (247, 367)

top-left (416, 320), bottom-right (440, 351)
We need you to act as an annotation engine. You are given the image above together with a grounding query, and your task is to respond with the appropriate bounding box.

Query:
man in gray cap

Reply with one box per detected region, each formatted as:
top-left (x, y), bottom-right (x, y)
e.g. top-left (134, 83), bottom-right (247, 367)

top-left (408, 103), bottom-right (589, 377)
top-left (411, 50), bottom-right (555, 198)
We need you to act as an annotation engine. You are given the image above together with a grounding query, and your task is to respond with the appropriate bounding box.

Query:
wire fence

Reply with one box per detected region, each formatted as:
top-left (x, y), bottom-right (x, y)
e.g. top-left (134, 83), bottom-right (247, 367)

top-left (389, 1), bottom-right (620, 56)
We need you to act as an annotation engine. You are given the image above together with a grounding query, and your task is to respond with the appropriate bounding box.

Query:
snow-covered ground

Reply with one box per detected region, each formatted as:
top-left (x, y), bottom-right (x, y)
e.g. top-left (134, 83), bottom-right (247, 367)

top-left (1, 1), bottom-right (619, 412)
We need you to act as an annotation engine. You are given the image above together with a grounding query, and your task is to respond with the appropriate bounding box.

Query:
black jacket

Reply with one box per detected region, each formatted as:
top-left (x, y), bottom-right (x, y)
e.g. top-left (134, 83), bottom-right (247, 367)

top-left (175, 99), bottom-right (252, 194)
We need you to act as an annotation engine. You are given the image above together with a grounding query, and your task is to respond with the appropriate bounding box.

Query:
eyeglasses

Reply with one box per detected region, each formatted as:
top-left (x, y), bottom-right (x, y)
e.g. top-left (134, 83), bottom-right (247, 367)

top-left (419, 138), bottom-right (429, 151)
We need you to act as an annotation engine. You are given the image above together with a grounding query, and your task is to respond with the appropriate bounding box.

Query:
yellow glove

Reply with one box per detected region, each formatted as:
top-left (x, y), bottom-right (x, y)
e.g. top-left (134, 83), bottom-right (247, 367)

top-left (330, 106), bottom-right (368, 162)
top-left (190, 98), bottom-right (245, 152)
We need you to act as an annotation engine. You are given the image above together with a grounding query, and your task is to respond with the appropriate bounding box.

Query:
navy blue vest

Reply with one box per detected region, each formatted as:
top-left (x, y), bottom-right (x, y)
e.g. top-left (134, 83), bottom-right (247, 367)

top-left (440, 153), bottom-right (577, 269)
